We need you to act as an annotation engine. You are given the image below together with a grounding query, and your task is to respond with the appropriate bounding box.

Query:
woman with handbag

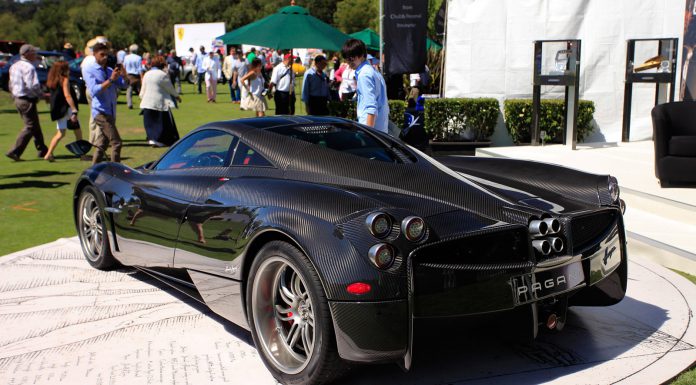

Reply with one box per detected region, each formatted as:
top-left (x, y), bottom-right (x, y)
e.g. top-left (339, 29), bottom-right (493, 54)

top-left (44, 60), bottom-right (82, 162)
top-left (140, 55), bottom-right (181, 147)
top-left (240, 58), bottom-right (267, 117)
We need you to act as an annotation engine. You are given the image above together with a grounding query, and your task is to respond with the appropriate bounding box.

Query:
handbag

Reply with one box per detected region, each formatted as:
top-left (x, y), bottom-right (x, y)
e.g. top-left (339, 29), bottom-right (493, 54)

top-left (67, 117), bottom-right (80, 130)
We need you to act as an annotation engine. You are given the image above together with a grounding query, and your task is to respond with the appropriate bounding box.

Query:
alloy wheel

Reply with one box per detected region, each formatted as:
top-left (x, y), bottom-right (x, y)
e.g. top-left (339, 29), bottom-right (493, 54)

top-left (252, 256), bottom-right (316, 374)
top-left (78, 193), bottom-right (103, 262)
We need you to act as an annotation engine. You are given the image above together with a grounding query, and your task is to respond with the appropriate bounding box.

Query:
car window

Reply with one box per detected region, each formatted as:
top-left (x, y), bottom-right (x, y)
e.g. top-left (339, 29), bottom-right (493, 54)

top-left (232, 142), bottom-right (272, 167)
top-left (267, 123), bottom-right (399, 163)
top-left (154, 130), bottom-right (237, 171)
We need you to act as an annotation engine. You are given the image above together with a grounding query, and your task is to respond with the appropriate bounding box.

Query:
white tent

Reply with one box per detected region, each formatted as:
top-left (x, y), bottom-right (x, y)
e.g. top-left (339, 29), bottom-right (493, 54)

top-left (444, 0), bottom-right (685, 145)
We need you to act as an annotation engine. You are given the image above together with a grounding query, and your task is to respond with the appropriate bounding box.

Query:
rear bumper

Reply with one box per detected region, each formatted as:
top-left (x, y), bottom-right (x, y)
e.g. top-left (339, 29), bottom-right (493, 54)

top-left (329, 300), bottom-right (408, 363)
top-left (330, 211), bottom-right (627, 366)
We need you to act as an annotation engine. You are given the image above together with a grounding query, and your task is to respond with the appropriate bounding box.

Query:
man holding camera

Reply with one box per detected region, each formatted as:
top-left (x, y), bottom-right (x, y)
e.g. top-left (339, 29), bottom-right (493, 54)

top-left (83, 43), bottom-right (126, 165)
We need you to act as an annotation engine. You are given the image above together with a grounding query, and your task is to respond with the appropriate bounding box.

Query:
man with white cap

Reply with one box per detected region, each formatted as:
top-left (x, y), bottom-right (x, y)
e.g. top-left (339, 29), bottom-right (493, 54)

top-left (123, 43), bottom-right (143, 109)
top-left (6, 44), bottom-right (48, 161)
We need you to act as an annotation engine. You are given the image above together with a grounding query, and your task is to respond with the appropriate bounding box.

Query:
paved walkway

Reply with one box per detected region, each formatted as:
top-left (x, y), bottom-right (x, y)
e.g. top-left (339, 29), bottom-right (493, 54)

top-left (0, 237), bottom-right (694, 385)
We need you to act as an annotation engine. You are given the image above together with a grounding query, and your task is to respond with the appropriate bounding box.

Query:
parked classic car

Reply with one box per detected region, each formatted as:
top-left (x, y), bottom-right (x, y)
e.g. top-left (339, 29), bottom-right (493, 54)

top-left (74, 116), bottom-right (628, 385)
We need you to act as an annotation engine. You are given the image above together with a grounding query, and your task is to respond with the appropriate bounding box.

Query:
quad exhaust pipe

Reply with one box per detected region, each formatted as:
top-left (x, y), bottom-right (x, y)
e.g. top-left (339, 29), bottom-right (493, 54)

top-left (532, 239), bottom-right (551, 255)
top-left (528, 220), bottom-right (549, 236)
top-left (543, 218), bottom-right (561, 234)
top-left (529, 218), bottom-right (560, 236)
top-left (548, 237), bottom-right (564, 253)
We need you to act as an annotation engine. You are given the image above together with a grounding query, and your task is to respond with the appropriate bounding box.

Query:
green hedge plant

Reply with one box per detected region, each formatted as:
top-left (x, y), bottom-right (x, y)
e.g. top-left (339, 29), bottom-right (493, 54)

top-left (423, 98), bottom-right (500, 141)
top-left (504, 99), bottom-right (596, 144)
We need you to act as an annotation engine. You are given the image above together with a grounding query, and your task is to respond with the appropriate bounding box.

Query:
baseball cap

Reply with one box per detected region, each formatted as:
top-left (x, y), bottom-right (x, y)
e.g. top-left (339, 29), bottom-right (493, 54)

top-left (366, 54), bottom-right (380, 65)
top-left (19, 44), bottom-right (38, 56)
top-left (283, 53), bottom-right (293, 60)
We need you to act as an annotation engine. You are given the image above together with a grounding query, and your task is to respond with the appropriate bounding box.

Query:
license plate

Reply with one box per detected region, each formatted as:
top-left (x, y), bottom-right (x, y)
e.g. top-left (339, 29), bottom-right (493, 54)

top-left (511, 262), bottom-right (585, 305)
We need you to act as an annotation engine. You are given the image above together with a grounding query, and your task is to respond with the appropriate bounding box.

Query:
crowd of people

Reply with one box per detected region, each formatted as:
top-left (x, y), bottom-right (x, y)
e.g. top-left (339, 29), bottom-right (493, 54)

top-left (5, 38), bottom-right (391, 165)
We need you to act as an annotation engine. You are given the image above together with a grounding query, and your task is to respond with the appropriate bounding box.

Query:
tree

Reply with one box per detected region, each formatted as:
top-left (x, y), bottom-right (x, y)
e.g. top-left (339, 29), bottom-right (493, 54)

top-left (33, 3), bottom-right (70, 50)
top-left (107, 3), bottom-right (147, 51)
top-left (0, 12), bottom-right (27, 42)
top-left (66, 0), bottom-right (114, 48)
top-left (333, 0), bottom-right (378, 34)
top-left (304, 0), bottom-right (339, 25)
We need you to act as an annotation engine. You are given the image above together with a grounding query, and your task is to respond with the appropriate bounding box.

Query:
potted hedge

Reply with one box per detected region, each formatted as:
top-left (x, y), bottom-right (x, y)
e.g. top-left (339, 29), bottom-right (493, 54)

top-left (503, 99), bottom-right (596, 144)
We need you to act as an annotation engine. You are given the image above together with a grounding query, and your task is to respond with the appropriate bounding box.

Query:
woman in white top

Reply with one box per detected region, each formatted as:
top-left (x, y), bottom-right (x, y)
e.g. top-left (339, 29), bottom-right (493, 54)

top-left (335, 61), bottom-right (356, 101)
top-left (203, 51), bottom-right (220, 102)
top-left (240, 58), bottom-right (267, 117)
top-left (139, 55), bottom-right (181, 147)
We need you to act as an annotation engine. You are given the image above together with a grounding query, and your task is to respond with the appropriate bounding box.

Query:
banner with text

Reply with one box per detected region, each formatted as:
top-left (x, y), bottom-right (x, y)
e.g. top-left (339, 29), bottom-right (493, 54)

top-left (384, 0), bottom-right (428, 75)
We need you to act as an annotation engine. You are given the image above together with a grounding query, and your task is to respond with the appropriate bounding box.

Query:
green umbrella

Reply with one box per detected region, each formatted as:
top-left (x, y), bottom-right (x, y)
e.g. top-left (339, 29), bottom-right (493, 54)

top-left (427, 37), bottom-right (442, 51)
top-left (349, 28), bottom-right (443, 52)
top-left (217, 5), bottom-right (351, 51)
top-left (349, 28), bottom-right (380, 51)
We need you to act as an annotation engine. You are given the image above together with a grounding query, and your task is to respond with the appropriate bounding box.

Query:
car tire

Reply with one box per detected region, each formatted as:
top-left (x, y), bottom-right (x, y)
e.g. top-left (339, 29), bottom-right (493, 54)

top-left (247, 241), bottom-right (347, 385)
top-left (186, 72), bottom-right (194, 84)
top-left (77, 186), bottom-right (119, 270)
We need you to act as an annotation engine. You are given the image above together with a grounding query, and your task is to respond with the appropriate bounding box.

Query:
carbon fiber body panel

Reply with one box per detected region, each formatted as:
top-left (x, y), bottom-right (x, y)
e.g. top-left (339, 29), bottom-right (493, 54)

top-left (73, 116), bottom-right (628, 367)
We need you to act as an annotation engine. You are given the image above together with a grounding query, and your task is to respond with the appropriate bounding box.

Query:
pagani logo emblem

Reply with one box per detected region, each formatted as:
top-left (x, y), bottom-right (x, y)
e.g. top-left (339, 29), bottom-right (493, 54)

top-left (176, 27), bottom-right (185, 41)
top-left (603, 245), bottom-right (617, 265)
top-left (516, 275), bottom-right (567, 298)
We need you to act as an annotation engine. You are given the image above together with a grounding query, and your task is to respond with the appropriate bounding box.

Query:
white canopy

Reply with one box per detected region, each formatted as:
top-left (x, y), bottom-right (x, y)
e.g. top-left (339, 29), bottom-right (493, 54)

top-left (444, 0), bottom-right (684, 144)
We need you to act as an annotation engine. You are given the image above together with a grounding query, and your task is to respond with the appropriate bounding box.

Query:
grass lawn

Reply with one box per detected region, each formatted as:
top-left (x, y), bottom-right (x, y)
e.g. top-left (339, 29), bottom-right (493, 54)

top-left (0, 82), bottom-right (306, 256)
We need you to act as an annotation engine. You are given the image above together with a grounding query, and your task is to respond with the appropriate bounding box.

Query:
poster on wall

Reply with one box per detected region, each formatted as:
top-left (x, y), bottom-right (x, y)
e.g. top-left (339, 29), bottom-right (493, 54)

top-left (681, 0), bottom-right (696, 100)
top-left (383, 0), bottom-right (428, 75)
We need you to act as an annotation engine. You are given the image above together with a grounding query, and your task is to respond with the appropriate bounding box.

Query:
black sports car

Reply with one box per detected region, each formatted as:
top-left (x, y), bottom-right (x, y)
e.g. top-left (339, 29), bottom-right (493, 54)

top-left (73, 116), bottom-right (627, 385)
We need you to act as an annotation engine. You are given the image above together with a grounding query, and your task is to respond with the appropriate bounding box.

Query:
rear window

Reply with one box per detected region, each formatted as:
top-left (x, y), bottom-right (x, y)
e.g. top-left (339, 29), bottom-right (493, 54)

top-left (267, 124), bottom-right (400, 163)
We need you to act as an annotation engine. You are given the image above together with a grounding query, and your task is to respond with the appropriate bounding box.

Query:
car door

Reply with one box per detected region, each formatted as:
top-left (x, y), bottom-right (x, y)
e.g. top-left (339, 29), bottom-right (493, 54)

top-left (174, 140), bottom-right (277, 279)
top-left (110, 129), bottom-right (238, 267)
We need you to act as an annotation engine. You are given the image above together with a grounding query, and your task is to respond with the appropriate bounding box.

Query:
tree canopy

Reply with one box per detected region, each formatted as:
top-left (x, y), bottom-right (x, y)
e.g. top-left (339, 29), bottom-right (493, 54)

top-left (0, 0), bottom-right (442, 53)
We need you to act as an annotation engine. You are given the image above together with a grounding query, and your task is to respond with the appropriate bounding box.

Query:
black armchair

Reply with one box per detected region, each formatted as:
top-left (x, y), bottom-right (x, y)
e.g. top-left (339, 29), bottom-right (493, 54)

top-left (651, 101), bottom-right (696, 187)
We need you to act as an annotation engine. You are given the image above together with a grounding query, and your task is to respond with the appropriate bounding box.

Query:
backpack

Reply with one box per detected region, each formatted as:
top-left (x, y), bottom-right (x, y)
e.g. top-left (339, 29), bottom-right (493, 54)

top-left (169, 60), bottom-right (180, 72)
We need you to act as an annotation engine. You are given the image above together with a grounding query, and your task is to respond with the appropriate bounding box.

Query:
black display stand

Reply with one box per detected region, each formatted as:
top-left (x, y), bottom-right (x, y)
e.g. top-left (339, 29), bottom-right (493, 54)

top-left (532, 40), bottom-right (581, 149)
top-left (621, 38), bottom-right (678, 142)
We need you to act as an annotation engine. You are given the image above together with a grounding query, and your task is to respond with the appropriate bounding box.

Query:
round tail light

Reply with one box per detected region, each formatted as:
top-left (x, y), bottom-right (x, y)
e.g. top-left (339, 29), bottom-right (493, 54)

top-left (401, 216), bottom-right (426, 242)
top-left (368, 243), bottom-right (395, 269)
top-left (366, 212), bottom-right (392, 238)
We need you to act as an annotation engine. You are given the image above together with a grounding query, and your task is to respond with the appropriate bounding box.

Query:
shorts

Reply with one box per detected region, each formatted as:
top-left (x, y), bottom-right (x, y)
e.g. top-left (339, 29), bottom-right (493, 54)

top-left (56, 111), bottom-right (70, 130)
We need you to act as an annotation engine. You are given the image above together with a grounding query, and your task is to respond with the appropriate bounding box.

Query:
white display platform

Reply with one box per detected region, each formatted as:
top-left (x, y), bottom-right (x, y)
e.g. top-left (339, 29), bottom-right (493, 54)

top-left (1, 237), bottom-right (694, 385)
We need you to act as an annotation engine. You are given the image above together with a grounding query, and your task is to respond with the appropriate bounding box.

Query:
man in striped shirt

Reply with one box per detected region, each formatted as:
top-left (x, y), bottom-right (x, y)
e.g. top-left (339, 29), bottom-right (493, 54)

top-left (6, 44), bottom-right (48, 161)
